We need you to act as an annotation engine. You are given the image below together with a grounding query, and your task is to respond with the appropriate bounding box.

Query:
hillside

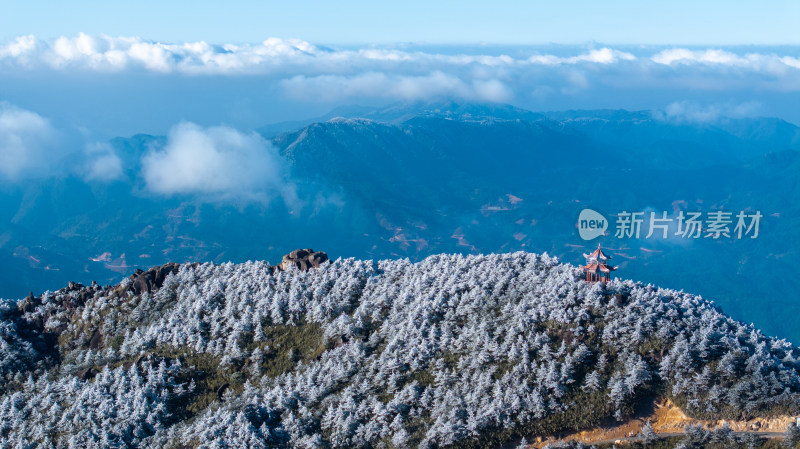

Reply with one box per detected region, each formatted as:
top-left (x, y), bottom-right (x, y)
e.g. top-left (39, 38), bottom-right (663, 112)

top-left (1, 252), bottom-right (798, 448)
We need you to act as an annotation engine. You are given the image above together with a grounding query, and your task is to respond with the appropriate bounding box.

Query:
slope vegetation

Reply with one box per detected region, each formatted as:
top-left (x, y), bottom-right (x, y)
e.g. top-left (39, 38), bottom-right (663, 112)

top-left (0, 253), bottom-right (798, 448)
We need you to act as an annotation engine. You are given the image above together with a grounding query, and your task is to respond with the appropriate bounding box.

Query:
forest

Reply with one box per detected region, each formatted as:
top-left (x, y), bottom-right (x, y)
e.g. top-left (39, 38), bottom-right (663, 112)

top-left (0, 252), bottom-right (798, 448)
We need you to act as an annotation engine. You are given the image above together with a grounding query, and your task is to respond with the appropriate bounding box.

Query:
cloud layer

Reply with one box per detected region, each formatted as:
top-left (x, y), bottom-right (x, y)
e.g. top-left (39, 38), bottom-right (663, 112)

top-left (142, 122), bottom-right (287, 199)
top-left (2, 34), bottom-right (800, 106)
top-left (281, 72), bottom-right (513, 102)
top-left (3, 34), bottom-right (797, 75)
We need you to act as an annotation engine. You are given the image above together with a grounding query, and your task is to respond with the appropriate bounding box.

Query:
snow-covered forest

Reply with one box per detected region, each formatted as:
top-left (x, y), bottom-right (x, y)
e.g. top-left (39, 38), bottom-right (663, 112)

top-left (0, 252), bottom-right (798, 448)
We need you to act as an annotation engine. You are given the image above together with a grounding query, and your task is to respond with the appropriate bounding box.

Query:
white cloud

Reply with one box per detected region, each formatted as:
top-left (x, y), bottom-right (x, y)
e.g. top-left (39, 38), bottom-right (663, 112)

top-left (2, 34), bottom-right (800, 109)
top-left (142, 122), bottom-right (287, 199)
top-left (652, 48), bottom-right (742, 65)
top-left (2, 35), bottom-right (641, 75)
top-left (84, 142), bottom-right (123, 182)
top-left (579, 48), bottom-right (636, 64)
top-left (0, 35), bottom-right (37, 59)
top-left (781, 56), bottom-right (800, 69)
top-left (472, 79), bottom-right (513, 102)
top-left (0, 103), bottom-right (59, 179)
top-left (1, 33), bottom-right (323, 73)
top-left (1, 34), bottom-right (798, 76)
top-left (281, 71), bottom-right (512, 102)
top-left (662, 102), bottom-right (723, 123)
top-left (528, 48), bottom-right (636, 65)
top-left (649, 48), bottom-right (797, 76)
top-left (653, 101), bottom-right (764, 124)
top-left (21, 34), bottom-right (799, 77)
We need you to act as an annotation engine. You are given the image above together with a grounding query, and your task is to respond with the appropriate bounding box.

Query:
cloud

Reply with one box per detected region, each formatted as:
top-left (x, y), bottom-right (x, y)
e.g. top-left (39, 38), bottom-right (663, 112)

top-left (2, 33), bottom-right (322, 74)
top-left (0, 35), bottom-right (638, 75)
top-left (780, 56), bottom-right (800, 69)
top-left (652, 49), bottom-right (748, 66)
top-left (142, 122), bottom-right (288, 200)
top-left (0, 103), bottom-right (125, 182)
top-left (653, 101), bottom-right (764, 124)
top-left (528, 48), bottom-right (636, 65)
top-left (83, 142), bottom-right (123, 182)
top-left (281, 71), bottom-right (512, 102)
top-left (0, 103), bottom-right (59, 179)
top-left (0, 35), bottom-right (37, 60)
top-left (3, 35), bottom-right (800, 120)
top-left (649, 48), bottom-right (799, 76)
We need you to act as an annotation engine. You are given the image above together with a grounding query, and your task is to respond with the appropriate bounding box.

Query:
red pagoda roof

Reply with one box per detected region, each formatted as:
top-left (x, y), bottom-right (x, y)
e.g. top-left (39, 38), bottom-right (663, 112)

top-left (582, 263), bottom-right (617, 272)
top-left (582, 246), bottom-right (616, 273)
top-left (585, 246), bottom-right (611, 260)
top-left (582, 245), bottom-right (617, 283)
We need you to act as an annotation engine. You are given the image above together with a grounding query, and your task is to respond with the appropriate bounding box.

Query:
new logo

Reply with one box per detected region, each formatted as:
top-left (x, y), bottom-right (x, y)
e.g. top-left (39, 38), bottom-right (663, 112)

top-left (578, 209), bottom-right (608, 240)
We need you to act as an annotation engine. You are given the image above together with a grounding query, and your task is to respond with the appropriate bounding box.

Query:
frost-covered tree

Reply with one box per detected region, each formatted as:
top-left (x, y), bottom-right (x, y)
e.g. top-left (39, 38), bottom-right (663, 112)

top-left (640, 421), bottom-right (657, 443)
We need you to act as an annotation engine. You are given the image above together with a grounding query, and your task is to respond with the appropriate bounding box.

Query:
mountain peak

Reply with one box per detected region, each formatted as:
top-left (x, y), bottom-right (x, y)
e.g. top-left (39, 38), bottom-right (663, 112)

top-left (2, 252), bottom-right (798, 448)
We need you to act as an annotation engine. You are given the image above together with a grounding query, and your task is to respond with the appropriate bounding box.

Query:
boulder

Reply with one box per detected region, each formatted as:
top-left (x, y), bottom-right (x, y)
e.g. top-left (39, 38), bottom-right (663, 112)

top-left (130, 262), bottom-right (181, 295)
top-left (277, 248), bottom-right (329, 272)
top-left (21, 292), bottom-right (39, 313)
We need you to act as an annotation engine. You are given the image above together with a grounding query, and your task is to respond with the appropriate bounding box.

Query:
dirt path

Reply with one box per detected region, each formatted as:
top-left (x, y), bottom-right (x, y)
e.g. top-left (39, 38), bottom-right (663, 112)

top-left (587, 431), bottom-right (784, 446)
top-left (523, 399), bottom-right (795, 448)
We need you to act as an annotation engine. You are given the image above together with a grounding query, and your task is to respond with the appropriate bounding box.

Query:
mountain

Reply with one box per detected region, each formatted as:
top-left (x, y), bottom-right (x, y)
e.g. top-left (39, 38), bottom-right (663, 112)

top-left (272, 104), bottom-right (800, 344)
top-left (257, 101), bottom-right (548, 138)
top-left (0, 102), bottom-right (798, 345)
top-left (0, 253), bottom-right (798, 448)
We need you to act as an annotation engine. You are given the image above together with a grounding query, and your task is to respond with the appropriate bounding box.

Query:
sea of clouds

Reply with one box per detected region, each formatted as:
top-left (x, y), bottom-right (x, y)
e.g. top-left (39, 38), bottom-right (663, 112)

top-left (2, 34), bottom-right (800, 101)
top-left (1, 34), bottom-right (799, 199)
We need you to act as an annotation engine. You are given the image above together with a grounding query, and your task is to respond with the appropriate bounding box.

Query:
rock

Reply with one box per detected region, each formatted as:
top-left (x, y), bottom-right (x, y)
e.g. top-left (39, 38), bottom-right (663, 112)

top-left (130, 262), bottom-right (181, 295)
top-left (64, 281), bottom-right (83, 292)
top-left (289, 249), bottom-right (310, 259)
top-left (277, 248), bottom-right (329, 272)
top-left (21, 292), bottom-right (39, 313)
top-left (309, 252), bottom-right (326, 264)
top-left (78, 367), bottom-right (98, 381)
top-left (78, 290), bottom-right (92, 303)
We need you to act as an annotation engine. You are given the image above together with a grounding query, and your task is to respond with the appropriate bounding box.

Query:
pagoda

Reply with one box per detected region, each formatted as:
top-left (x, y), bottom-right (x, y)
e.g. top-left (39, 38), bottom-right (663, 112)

top-left (582, 245), bottom-right (616, 283)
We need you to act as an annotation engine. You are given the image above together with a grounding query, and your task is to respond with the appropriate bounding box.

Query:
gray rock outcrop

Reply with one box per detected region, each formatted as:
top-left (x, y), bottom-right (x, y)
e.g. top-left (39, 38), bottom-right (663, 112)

top-left (277, 249), bottom-right (329, 271)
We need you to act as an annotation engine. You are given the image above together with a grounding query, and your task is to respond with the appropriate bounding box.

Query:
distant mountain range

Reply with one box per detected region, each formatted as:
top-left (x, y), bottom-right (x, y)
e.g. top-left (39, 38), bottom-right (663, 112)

top-left (0, 102), bottom-right (798, 343)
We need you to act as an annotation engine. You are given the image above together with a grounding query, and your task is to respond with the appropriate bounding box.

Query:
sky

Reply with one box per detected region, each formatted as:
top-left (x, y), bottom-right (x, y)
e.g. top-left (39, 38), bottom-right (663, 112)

top-left (1, 1), bottom-right (799, 45)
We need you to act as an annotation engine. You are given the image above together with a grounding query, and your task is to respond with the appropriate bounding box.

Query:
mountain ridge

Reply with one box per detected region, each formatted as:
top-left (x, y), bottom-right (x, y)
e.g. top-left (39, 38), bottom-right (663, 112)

top-left (1, 251), bottom-right (798, 448)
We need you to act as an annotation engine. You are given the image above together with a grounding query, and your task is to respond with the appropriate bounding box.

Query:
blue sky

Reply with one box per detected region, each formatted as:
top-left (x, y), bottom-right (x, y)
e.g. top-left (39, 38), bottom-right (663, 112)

top-left (1, 1), bottom-right (799, 45)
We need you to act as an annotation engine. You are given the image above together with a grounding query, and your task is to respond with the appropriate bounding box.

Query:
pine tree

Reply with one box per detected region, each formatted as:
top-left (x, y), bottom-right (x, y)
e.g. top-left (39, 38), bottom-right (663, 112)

top-left (640, 421), bottom-right (657, 443)
top-left (785, 424), bottom-right (800, 448)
